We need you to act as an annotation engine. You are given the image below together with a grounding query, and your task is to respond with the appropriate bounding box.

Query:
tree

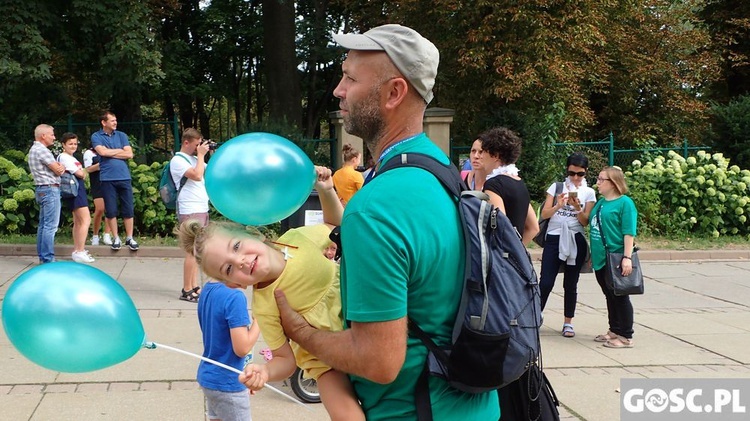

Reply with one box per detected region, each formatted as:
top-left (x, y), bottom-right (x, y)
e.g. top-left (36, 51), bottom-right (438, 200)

top-left (702, 0), bottom-right (750, 101)
top-left (262, 0), bottom-right (302, 130)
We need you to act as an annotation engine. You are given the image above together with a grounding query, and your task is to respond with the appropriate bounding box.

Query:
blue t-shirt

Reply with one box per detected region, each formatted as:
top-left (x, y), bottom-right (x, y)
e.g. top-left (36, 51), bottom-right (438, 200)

top-left (91, 129), bottom-right (132, 181)
top-left (197, 282), bottom-right (251, 392)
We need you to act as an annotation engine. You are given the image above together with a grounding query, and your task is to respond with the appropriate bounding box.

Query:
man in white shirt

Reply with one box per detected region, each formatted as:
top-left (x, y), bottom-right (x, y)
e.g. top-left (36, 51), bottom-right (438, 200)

top-left (171, 128), bottom-right (211, 302)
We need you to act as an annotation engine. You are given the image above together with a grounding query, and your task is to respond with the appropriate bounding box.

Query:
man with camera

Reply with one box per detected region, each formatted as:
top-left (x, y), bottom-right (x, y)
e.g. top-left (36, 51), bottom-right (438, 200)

top-left (171, 128), bottom-right (212, 302)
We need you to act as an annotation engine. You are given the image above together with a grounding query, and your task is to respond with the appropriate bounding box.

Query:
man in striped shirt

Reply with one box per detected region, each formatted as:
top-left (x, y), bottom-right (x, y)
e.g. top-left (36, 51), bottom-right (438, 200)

top-left (28, 124), bottom-right (66, 263)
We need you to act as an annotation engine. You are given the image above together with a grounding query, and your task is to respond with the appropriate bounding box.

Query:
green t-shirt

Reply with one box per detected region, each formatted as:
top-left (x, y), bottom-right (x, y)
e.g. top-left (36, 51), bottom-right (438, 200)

top-left (340, 133), bottom-right (499, 421)
top-left (589, 195), bottom-right (638, 270)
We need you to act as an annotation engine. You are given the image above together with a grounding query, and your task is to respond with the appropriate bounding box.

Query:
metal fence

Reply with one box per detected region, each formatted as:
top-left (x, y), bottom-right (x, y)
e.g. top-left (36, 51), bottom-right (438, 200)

top-left (1, 116), bottom-right (338, 167)
top-left (451, 132), bottom-right (711, 171)
top-left (0, 115), bottom-right (180, 163)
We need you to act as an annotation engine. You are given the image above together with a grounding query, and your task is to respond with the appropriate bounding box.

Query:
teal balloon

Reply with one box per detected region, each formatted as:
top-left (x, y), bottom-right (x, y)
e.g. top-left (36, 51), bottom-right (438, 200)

top-left (2, 262), bottom-right (146, 373)
top-left (205, 132), bottom-right (316, 226)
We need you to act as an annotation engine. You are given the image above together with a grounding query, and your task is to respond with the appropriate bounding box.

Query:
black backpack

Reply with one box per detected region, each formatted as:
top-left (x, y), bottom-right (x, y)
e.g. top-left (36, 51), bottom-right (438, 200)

top-left (376, 153), bottom-right (544, 420)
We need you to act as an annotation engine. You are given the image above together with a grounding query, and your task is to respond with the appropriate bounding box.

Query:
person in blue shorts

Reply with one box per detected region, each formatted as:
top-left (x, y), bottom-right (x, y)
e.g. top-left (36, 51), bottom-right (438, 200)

top-left (91, 111), bottom-right (139, 251)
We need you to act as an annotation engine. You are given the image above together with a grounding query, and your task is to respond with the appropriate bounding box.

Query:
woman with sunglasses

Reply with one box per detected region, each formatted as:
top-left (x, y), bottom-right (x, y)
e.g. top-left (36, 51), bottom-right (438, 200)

top-left (589, 166), bottom-right (638, 348)
top-left (538, 153), bottom-right (596, 338)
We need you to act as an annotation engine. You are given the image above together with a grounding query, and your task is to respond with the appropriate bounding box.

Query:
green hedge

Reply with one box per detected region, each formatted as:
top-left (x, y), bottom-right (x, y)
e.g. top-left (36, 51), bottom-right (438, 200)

top-left (0, 150), bottom-right (178, 237)
top-left (4, 147), bottom-right (749, 239)
top-left (627, 150), bottom-right (750, 237)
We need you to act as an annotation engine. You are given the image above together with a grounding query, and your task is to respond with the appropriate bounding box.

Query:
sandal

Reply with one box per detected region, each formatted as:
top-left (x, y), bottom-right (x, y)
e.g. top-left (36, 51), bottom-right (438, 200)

top-left (561, 323), bottom-right (575, 338)
top-left (179, 287), bottom-right (200, 303)
top-left (603, 335), bottom-right (634, 348)
top-left (594, 331), bottom-right (616, 343)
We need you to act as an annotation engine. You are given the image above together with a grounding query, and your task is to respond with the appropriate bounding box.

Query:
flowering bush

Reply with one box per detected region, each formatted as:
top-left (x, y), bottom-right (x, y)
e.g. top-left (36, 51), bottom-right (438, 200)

top-left (627, 151), bottom-right (750, 237)
top-left (0, 148), bottom-right (182, 236)
top-left (0, 153), bottom-right (37, 233)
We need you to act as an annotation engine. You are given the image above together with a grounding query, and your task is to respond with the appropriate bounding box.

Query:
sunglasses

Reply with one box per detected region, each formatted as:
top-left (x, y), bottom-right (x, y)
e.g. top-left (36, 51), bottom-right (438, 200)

top-left (567, 171), bottom-right (586, 177)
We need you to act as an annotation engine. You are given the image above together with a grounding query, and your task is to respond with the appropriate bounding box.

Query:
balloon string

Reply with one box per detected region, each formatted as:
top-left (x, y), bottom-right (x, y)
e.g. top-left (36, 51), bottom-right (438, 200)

top-left (144, 341), bottom-right (310, 410)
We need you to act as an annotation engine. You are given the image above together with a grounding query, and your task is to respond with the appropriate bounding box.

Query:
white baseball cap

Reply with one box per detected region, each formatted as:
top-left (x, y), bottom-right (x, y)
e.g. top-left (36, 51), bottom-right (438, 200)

top-left (332, 24), bottom-right (439, 104)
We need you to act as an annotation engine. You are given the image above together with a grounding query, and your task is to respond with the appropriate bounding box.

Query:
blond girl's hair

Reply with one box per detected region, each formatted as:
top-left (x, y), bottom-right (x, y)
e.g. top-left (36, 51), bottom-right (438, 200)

top-left (601, 166), bottom-right (628, 195)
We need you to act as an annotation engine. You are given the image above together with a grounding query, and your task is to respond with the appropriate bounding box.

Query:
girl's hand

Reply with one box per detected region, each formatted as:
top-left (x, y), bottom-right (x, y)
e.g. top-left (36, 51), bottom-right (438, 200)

top-left (556, 193), bottom-right (566, 209)
top-left (620, 257), bottom-right (633, 276)
top-left (313, 166), bottom-right (334, 192)
top-left (239, 364), bottom-right (269, 392)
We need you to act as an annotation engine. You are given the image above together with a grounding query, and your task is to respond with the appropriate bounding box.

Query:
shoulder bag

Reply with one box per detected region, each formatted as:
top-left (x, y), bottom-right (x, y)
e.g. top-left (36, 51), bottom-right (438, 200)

top-left (596, 205), bottom-right (643, 296)
top-left (533, 181), bottom-right (563, 247)
top-left (57, 156), bottom-right (79, 199)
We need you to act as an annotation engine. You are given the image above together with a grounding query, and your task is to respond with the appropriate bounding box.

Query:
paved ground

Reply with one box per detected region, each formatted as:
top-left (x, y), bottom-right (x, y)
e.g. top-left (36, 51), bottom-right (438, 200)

top-left (1, 244), bottom-right (749, 420)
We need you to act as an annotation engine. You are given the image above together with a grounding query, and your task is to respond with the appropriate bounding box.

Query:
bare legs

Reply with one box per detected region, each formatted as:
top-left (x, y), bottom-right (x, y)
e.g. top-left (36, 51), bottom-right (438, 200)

top-left (71, 207), bottom-right (91, 252)
top-left (91, 197), bottom-right (110, 238)
top-left (317, 370), bottom-right (365, 421)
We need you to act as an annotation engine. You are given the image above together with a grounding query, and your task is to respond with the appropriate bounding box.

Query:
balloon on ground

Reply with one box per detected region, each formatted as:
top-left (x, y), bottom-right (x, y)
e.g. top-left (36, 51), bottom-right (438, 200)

top-left (2, 262), bottom-right (145, 373)
top-left (205, 132), bottom-right (316, 226)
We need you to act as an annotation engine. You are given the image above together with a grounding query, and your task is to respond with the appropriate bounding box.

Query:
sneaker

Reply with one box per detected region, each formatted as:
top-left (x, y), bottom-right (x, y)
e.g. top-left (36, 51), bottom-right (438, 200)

top-left (126, 238), bottom-right (139, 251)
top-left (91, 235), bottom-right (100, 246)
top-left (103, 233), bottom-right (113, 245)
top-left (72, 250), bottom-right (95, 263)
top-left (111, 237), bottom-right (122, 250)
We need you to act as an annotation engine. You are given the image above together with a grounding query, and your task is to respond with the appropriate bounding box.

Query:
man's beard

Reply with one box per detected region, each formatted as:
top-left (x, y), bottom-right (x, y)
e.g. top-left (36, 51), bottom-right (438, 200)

top-left (342, 86), bottom-right (384, 156)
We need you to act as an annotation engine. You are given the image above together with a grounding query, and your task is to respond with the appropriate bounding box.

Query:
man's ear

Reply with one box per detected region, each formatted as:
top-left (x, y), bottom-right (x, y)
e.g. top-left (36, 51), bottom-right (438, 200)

top-left (383, 77), bottom-right (409, 111)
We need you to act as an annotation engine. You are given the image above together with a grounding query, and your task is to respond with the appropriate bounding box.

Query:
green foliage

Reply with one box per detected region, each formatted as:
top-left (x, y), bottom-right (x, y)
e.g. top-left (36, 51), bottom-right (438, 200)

top-left (627, 150), bottom-right (750, 238)
top-left (709, 95), bottom-right (750, 169)
top-left (128, 160), bottom-right (178, 237)
top-left (0, 156), bottom-right (37, 234)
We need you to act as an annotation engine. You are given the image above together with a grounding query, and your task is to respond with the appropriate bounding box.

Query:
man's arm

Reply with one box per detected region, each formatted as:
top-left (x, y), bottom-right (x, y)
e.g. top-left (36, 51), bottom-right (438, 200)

top-left (182, 142), bottom-right (209, 181)
top-left (94, 144), bottom-right (128, 158)
top-left (46, 161), bottom-right (66, 176)
top-left (275, 290), bottom-right (407, 384)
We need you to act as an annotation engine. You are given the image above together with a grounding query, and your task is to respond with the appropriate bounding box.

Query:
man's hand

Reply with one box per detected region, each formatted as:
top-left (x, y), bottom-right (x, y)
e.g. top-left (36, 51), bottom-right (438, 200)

top-left (275, 289), bottom-right (315, 344)
top-left (196, 140), bottom-right (210, 157)
top-left (51, 162), bottom-right (66, 176)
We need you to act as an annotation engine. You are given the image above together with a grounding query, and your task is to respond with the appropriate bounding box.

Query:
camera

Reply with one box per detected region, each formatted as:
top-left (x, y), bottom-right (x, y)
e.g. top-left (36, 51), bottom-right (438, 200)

top-left (201, 139), bottom-right (218, 151)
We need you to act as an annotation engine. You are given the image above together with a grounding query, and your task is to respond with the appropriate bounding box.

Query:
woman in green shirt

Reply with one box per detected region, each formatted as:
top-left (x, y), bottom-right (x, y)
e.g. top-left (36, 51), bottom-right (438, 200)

top-left (589, 166), bottom-right (638, 348)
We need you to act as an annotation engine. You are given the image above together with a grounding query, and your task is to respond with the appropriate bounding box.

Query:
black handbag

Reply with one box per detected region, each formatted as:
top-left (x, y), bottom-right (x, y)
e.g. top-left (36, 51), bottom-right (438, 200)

top-left (497, 364), bottom-right (560, 421)
top-left (533, 182), bottom-right (563, 247)
top-left (60, 172), bottom-right (79, 199)
top-left (596, 206), bottom-right (644, 296)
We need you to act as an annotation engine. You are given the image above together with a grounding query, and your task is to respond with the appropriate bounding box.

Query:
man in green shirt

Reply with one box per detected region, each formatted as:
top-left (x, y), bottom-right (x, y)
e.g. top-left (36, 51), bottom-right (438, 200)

top-left (273, 24), bottom-right (499, 420)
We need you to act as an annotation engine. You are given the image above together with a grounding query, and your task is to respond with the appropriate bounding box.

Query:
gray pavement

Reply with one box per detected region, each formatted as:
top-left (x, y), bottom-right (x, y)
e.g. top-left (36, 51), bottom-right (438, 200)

top-left (1, 245), bottom-right (749, 420)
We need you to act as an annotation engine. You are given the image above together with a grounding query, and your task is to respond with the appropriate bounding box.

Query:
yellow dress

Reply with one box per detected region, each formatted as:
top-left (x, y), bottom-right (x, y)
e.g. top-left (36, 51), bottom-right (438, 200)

top-left (252, 224), bottom-right (341, 380)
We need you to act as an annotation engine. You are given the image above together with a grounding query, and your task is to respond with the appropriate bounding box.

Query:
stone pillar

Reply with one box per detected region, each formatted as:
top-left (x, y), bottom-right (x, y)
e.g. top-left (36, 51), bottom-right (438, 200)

top-left (327, 113), bottom-right (364, 170)
top-left (423, 107), bottom-right (455, 157)
top-left (328, 107), bottom-right (455, 168)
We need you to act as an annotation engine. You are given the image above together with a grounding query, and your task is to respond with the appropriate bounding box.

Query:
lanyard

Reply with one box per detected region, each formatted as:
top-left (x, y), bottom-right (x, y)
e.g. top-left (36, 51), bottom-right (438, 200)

top-left (364, 133), bottom-right (423, 185)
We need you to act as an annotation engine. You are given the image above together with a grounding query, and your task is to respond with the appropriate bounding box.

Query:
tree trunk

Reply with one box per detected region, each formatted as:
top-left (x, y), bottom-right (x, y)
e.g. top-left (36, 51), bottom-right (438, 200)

top-left (262, 0), bottom-right (302, 130)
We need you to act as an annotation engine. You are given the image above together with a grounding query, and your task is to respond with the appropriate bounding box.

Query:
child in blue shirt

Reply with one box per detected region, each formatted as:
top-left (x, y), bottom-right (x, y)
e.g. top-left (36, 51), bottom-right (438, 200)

top-left (197, 279), bottom-right (260, 421)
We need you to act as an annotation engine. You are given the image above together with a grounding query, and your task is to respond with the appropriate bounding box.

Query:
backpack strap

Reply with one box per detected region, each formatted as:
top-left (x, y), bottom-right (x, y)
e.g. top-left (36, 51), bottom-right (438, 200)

top-left (554, 181), bottom-right (563, 204)
top-left (376, 153), bottom-right (466, 199)
top-left (173, 152), bottom-right (192, 191)
top-left (375, 153), bottom-right (466, 421)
